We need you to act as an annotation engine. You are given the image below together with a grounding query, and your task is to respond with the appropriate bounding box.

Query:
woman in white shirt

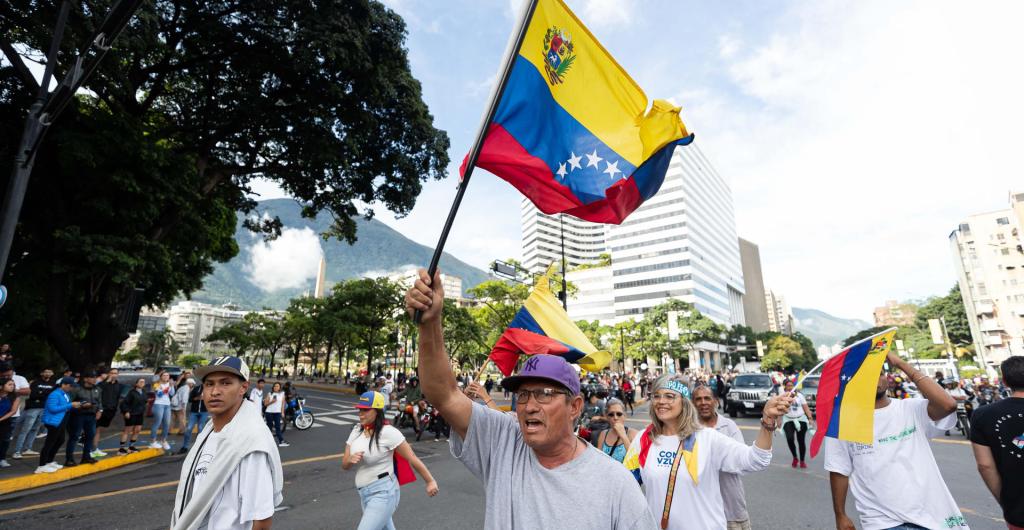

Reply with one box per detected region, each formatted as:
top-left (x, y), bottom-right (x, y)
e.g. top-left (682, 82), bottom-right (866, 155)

top-left (626, 374), bottom-right (790, 530)
top-left (343, 391), bottom-right (438, 530)
top-left (149, 371), bottom-right (175, 451)
top-left (262, 383), bottom-right (288, 447)
top-left (781, 379), bottom-right (814, 468)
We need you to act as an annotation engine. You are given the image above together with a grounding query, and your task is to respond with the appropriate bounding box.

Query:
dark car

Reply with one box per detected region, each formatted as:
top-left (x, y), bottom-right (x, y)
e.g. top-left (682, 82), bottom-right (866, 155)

top-left (799, 375), bottom-right (820, 413)
top-left (725, 373), bottom-right (777, 418)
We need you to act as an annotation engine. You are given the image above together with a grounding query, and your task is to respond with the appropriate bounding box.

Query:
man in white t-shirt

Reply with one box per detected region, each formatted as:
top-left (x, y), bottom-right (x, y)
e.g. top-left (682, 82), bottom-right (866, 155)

top-left (171, 357), bottom-right (283, 530)
top-left (825, 350), bottom-right (964, 530)
top-left (692, 385), bottom-right (750, 530)
top-left (378, 377), bottom-right (393, 409)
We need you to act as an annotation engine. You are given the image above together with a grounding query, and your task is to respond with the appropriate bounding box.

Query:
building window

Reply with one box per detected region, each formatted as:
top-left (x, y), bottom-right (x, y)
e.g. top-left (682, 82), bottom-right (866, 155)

top-left (1002, 248), bottom-right (1011, 255)
top-left (996, 217), bottom-right (1010, 225)
top-left (613, 260), bottom-right (691, 277)
top-left (613, 274), bottom-right (690, 290)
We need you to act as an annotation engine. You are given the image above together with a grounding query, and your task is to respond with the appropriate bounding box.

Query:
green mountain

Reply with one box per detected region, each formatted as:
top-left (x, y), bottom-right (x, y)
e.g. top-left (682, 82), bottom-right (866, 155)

top-left (189, 199), bottom-right (490, 309)
top-left (792, 307), bottom-right (872, 348)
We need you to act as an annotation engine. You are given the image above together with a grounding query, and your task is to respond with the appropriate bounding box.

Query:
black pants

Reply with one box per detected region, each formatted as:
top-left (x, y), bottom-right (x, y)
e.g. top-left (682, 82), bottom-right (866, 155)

top-left (0, 419), bottom-right (12, 460)
top-left (783, 421), bottom-right (808, 462)
top-left (40, 422), bottom-right (67, 466)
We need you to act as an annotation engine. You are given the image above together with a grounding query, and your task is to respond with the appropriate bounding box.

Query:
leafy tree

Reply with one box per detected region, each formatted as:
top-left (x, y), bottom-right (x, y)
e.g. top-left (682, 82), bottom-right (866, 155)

top-left (204, 319), bottom-right (256, 359)
top-left (341, 278), bottom-right (403, 371)
top-left (137, 329), bottom-right (178, 368)
top-left (915, 284), bottom-right (972, 345)
top-left (468, 279), bottom-right (530, 347)
top-left (282, 297), bottom-right (319, 372)
top-left (841, 326), bottom-right (889, 348)
top-left (0, 0), bottom-right (449, 371)
top-left (760, 349), bottom-right (793, 372)
top-left (645, 299), bottom-right (719, 370)
top-left (176, 354), bottom-right (207, 369)
top-left (763, 335), bottom-right (802, 371)
top-left (442, 299), bottom-right (486, 369)
top-left (576, 320), bottom-right (611, 352)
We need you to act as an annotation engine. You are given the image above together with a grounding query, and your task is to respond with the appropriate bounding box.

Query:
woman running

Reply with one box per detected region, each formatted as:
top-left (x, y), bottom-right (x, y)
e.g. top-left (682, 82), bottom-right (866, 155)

top-left (343, 391), bottom-right (439, 530)
top-left (626, 374), bottom-right (790, 530)
top-left (781, 379), bottom-right (813, 468)
top-left (596, 398), bottom-right (636, 464)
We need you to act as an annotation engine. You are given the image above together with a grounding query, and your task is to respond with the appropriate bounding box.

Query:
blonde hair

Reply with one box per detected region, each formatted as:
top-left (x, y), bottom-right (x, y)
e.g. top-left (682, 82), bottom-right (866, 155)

top-left (648, 374), bottom-right (701, 442)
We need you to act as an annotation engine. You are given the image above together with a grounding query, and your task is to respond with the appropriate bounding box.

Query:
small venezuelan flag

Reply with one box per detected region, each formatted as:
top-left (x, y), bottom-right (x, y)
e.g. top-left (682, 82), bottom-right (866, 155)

top-left (809, 328), bottom-right (897, 458)
top-left (489, 269), bottom-right (611, 376)
top-left (463, 0), bottom-right (693, 224)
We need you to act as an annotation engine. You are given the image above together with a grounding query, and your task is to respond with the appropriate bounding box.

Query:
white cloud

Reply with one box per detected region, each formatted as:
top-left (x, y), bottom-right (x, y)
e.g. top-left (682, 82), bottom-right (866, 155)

top-left (362, 264), bottom-right (418, 280)
top-left (244, 228), bottom-right (324, 292)
top-left (578, 0), bottom-right (637, 29)
top-left (680, 0), bottom-right (1024, 318)
top-left (717, 34), bottom-right (741, 59)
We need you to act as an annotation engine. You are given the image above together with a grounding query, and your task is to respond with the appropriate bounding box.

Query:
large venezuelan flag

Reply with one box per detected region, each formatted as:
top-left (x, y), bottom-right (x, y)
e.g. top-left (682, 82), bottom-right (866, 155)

top-left (489, 270), bottom-right (611, 376)
top-left (462, 0), bottom-right (693, 224)
top-left (809, 328), bottom-right (897, 458)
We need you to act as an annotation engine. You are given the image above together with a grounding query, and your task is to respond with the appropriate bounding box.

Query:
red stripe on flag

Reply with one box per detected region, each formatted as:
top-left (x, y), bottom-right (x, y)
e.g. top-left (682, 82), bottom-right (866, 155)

top-left (489, 328), bottom-right (571, 376)
top-left (562, 177), bottom-right (643, 224)
top-left (809, 353), bottom-right (846, 458)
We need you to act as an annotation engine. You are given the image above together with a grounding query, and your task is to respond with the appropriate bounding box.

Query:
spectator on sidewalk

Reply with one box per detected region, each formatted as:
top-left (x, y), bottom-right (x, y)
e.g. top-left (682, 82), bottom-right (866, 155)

top-left (94, 368), bottom-right (124, 459)
top-left (263, 382), bottom-right (288, 447)
top-left (179, 377), bottom-right (208, 454)
top-left (11, 368), bottom-right (55, 459)
top-left (971, 356), bottom-right (1024, 530)
top-left (65, 371), bottom-right (103, 466)
top-left (170, 356), bottom-right (282, 530)
top-left (0, 378), bottom-right (23, 467)
top-left (0, 363), bottom-right (30, 460)
top-left (119, 377), bottom-right (148, 454)
top-left (170, 377), bottom-right (191, 437)
top-left (150, 371), bottom-right (175, 451)
top-left (248, 378), bottom-right (265, 408)
top-left (37, 377), bottom-right (78, 473)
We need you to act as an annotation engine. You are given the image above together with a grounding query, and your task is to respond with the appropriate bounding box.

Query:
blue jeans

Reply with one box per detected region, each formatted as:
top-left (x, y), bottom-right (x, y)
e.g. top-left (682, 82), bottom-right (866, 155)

top-left (151, 403), bottom-right (171, 442)
top-left (13, 407), bottom-right (44, 453)
top-left (357, 476), bottom-right (400, 530)
top-left (265, 412), bottom-right (284, 443)
top-left (65, 414), bottom-right (96, 460)
top-left (182, 411), bottom-right (209, 449)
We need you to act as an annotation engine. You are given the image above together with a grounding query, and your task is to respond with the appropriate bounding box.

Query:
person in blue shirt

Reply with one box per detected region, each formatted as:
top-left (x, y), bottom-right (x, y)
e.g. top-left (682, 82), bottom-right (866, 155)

top-left (36, 377), bottom-right (79, 473)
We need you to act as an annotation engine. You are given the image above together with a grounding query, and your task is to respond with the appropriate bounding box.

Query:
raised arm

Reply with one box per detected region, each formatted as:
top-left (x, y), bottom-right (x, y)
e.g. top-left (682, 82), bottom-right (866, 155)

top-left (405, 268), bottom-right (474, 439)
top-left (887, 351), bottom-right (955, 421)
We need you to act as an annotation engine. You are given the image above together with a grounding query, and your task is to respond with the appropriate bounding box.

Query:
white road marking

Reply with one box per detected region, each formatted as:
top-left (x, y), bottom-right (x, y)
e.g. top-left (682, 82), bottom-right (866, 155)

top-left (316, 416), bottom-right (353, 426)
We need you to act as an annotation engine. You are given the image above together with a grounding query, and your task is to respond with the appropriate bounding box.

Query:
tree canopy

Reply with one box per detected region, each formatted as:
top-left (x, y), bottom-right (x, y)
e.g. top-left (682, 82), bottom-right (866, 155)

top-left (0, 0), bottom-right (449, 371)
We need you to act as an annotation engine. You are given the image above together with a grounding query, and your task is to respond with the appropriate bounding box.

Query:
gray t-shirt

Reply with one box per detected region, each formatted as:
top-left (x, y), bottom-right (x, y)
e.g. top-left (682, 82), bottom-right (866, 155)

top-left (451, 402), bottom-right (657, 530)
top-left (712, 415), bottom-right (749, 522)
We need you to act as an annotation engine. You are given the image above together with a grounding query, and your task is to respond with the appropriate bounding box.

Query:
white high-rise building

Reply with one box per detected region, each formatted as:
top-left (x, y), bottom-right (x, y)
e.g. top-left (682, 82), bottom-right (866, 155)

top-left (565, 265), bottom-right (615, 324)
top-left (765, 289), bottom-right (794, 335)
top-left (520, 199), bottom-right (609, 274)
top-left (166, 301), bottom-right (250, 355)
top-left (607, 142), bottom-right (745, 325)
top-left (949, 196), bottom-right (1024, 373)
top-left (387, 270), bottom-right (463, 300)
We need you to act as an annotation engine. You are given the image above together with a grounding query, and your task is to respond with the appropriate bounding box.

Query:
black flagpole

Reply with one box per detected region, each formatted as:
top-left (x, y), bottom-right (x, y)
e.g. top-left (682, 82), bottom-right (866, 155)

top-left (415, 0), bottom-right (540, 323)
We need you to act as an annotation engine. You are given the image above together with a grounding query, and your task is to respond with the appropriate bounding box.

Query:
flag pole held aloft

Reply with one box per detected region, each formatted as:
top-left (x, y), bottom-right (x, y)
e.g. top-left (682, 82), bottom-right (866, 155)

top-left (414, 0), bottom-right (540, 324)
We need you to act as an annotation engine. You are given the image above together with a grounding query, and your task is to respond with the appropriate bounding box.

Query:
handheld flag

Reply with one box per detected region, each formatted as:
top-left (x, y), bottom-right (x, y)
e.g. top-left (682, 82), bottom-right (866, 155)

top-left (809, 328), bottom-right (897, 458)
top-left (489, 268), bottom-right (611, 376)
top-left (462, 0), bottom-right (693, 224)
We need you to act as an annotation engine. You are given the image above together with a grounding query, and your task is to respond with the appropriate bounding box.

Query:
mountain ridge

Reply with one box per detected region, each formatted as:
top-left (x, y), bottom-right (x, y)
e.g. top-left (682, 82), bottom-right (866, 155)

top-left (792, 307), bottom-right (872, 348)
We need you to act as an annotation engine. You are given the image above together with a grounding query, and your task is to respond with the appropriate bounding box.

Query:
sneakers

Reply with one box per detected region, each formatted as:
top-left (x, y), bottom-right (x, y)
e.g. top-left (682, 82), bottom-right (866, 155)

top-left (49, 462), bottom-right (64, 470)
top-left (178, 447), bottom-right (189, 454)
top-left (0, 460), bottom-right (10, 468)
top-left (799, 461), bottom-right (808, 469)
top-left (11, 452), bottom-right (21, 460)
top-left (161, 441), bottom-right (171, 451)
top-left (22, 449), bottom-right (39, 456)
top-left (278, 441), bottom-right (290, 447)
top-left (35, 465), bottom-right (57, 474)
top-left (81, 457), bottom-right (99, 465)
top-left (128, 445), bottom-right (140, 453)
top-left (791, 458), bottom-right (798, 468)
top-left (90, 449), bottom-right (106, 459)
top-left (64, 460), bottom-right (78, 468)
top-left (149, 441), bottom-right (162, 449)
top-left (118, 448), bottom-right (129, 455)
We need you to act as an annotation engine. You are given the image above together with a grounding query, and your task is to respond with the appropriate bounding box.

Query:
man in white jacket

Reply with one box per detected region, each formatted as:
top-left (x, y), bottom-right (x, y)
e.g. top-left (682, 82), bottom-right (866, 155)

top-left (171, 356), bottom-right (283, 530)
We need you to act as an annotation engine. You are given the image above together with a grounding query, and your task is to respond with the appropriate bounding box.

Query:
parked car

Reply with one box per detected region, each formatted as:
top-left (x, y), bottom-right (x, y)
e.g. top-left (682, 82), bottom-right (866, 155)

top-left (725, 373), bottom-right (777, 418)
top-left (799, 375), bottom-right (820, 413)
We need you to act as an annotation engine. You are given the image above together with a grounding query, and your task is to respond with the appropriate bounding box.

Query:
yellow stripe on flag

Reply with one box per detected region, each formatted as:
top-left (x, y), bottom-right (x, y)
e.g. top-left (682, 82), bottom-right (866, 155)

top-left (836, 330), bottom-right (896, 444)
top-left (523, 268), bottom-right (611, 371)
top-left (519, 0), bottom-right (687, 166)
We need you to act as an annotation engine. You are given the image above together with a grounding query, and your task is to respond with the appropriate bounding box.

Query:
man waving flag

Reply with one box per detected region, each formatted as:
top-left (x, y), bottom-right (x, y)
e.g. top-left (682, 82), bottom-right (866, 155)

top-left (462, 0), bottom-right (693, 224)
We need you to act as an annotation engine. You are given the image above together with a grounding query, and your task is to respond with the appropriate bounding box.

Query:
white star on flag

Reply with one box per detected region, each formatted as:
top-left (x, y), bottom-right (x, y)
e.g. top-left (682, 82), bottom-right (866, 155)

top-left (603, 160), bottom-right (621, 178)
top-left (556, 163), bottom-right (568, 179)
top-left (585, 150), bottom-right (602, 168)
top-left (567, 152), bottom-right (582, 171)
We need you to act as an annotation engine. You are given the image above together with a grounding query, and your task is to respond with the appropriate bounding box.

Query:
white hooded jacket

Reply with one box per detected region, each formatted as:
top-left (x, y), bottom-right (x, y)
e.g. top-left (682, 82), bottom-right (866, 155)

top-left (170, 398), bottom-right (283, 530)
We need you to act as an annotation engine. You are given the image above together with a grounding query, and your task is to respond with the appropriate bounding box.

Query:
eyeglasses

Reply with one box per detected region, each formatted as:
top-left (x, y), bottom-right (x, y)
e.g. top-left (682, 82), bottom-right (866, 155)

top-left (607, 412), bottom-right (624, 417)
top-left (515, 388), bottom-right (570, 404)
top-left (651, 392), bottom-right (681, 402)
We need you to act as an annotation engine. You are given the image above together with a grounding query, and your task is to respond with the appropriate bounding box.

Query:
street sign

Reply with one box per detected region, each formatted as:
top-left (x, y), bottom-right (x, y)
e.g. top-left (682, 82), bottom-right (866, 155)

top-left (755, 340), bottom-right (764, 358)
top-left (492, 260), bottom-right (518, 279)
top-left (928, 319), bottom-right (945, 345)
top-left (0, 285), bottom-right (6, 309)
top-left (667, 311), bottom-right (679, 340)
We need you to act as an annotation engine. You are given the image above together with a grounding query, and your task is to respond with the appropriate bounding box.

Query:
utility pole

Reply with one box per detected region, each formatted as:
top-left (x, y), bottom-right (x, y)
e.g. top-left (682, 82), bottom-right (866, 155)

top-left (558, 214), bottom-right (568, 310)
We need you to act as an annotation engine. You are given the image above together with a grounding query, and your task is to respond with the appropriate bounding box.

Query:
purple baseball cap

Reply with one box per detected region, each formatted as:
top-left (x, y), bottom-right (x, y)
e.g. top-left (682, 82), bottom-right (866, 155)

top-left (500, 355), bottom-right (581, 396)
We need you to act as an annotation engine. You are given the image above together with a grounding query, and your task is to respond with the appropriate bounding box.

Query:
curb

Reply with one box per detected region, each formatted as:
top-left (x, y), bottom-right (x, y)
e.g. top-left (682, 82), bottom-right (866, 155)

top-left (0, 448), bottom-right (165, 495)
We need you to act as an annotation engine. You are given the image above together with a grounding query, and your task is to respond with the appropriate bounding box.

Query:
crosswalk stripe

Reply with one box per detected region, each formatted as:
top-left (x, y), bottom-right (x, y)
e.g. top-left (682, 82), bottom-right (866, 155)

top-left (316, 416), bottom-right (352, 426)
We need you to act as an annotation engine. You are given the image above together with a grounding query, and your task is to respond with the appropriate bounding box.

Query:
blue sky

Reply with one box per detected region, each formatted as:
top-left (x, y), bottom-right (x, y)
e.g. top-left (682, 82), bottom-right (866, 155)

top-left (252, 0), bottom-right (1023, 321)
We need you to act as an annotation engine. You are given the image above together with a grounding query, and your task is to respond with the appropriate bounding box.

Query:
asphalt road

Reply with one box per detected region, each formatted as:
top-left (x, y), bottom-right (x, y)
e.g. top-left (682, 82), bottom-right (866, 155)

top-left (0, 386), bottom-right (1008, 529)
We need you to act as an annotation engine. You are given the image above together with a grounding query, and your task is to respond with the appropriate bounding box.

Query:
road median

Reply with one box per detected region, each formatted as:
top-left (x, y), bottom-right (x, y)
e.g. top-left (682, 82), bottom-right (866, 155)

top-left (0, 448), bottom-right (165, 495)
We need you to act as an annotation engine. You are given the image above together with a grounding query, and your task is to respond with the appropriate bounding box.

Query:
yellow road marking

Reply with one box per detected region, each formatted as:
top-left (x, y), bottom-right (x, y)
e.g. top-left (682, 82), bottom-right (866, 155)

top-left (0, 450), bottom-right (344, 517)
